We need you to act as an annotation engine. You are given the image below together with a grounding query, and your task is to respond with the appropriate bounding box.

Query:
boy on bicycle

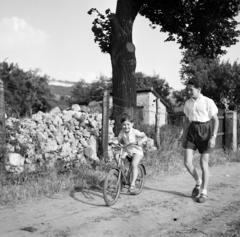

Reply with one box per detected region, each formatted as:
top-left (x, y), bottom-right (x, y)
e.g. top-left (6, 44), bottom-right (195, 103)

top-left (117, 113), bottom-right (147, 193)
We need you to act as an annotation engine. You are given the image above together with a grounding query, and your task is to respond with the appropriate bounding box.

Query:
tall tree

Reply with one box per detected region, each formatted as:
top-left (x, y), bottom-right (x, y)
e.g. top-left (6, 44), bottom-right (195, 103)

top-left (89, 0), bottom-right (240, 132)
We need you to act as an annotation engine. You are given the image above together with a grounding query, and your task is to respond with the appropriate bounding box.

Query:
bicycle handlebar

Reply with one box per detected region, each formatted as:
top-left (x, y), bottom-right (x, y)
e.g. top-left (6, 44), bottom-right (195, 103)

top-left (109, 142), bottom-right (137, 149)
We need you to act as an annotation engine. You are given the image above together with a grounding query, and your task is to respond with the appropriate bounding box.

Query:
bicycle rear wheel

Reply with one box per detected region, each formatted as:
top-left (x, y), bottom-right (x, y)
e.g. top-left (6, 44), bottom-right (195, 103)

top-left (103, 169), bottom-right (121, 206)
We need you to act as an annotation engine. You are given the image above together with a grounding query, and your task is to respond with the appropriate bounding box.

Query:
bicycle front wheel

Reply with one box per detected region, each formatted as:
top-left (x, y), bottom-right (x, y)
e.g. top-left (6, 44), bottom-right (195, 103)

top-left (103, 169), bottom-right (121, 206)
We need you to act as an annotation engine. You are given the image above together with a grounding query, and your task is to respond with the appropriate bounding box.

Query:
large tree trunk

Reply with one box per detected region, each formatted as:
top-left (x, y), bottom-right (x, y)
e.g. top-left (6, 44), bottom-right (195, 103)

top-left (110, 0), bottom-right (142, 134)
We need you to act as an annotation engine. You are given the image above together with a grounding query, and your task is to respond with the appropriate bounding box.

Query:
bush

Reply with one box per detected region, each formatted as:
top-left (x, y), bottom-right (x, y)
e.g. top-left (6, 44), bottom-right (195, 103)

top-left (138, 124), bottom-right (182, 151)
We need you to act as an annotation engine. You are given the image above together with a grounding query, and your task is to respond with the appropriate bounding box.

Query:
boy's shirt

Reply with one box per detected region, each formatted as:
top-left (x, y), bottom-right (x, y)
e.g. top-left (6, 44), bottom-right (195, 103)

top-left (118, 128), bottom-right (145, 145)
top-left (118, 128), bottom-right (146, 156)
top-left (184, 94), bottom-right (218, 122)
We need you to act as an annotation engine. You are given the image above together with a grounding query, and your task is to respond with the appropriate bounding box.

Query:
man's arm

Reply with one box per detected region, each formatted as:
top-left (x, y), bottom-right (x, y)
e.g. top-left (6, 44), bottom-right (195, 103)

top-left (209, 114), bottom-right (219, 148)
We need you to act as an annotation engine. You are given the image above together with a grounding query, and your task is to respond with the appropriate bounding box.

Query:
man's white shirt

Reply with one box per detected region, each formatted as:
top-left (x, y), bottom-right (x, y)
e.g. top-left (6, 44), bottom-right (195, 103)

top-left (184, 94), bottom-right (218, 122)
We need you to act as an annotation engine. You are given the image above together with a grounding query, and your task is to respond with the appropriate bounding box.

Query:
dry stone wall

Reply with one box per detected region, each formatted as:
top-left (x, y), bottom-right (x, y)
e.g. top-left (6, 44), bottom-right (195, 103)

top-left (5, 104), bottom-right (156, 173)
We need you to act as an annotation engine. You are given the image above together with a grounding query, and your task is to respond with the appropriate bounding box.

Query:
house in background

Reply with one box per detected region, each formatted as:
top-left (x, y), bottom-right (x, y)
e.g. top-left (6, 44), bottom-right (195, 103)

top-left (109, 87), bottom-right (169, 127)
top-left (137, 88), bottom-right (169, 127)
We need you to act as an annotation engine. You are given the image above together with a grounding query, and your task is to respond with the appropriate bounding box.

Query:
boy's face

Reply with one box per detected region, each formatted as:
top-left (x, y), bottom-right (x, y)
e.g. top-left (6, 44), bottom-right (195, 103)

top-left (187, 85), bottom-right (201, 99)
top-left (122, 120), bottom-right (133, 133)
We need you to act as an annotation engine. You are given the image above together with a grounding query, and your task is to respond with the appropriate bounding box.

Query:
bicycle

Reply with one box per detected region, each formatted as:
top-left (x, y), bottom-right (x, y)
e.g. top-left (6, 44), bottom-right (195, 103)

top-left (103, 143), bottom-right (146, 206)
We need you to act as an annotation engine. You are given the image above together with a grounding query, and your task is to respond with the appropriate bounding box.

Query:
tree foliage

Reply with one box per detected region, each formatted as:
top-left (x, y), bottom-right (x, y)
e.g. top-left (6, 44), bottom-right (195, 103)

top-left (179, 50), bottom-right (240, 109)
top-left (70, 75), bottom-right (111, 105)
top-left (139, 0), bottom-right (240, 58)
top-left (89, 1), bottom-right (240, 58)
top-left (0, 62), bottom-right (54, 117)
top-left (70, 72), bottom-right (172, 105)
top-left (135, 72), bottom-right (172, 104)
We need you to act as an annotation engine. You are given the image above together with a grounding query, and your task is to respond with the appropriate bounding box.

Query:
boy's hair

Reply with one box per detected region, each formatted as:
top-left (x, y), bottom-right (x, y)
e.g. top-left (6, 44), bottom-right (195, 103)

top-left (187, 78), bottom-right (203, 89)
top-left (120, 113), bottom-right (133, 124)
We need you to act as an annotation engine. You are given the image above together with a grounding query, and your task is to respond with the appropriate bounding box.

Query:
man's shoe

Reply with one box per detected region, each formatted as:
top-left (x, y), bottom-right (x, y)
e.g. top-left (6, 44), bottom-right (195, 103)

top-left (197, 193), bottom-right (208, 203)
top-left (192, 184), bottom-right (200, 198)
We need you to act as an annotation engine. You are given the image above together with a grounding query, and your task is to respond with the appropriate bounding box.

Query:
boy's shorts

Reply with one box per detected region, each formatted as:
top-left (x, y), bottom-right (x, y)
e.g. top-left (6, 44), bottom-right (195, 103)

top-left (183, 120), bottom-right (213, 154)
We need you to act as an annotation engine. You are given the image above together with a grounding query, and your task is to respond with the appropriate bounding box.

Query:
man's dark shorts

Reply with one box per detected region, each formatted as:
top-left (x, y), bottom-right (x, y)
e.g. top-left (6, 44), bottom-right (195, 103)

top-left (183, 121), bottom-right (213, 154)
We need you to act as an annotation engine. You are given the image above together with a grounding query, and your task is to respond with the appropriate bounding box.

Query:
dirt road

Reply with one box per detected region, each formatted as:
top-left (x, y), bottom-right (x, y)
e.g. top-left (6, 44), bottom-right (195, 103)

top-left (0, 162), bottom-right (240, 237)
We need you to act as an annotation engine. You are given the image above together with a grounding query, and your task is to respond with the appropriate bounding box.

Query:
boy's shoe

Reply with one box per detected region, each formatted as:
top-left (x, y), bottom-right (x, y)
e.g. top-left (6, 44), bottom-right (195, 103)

top-left (197, 193), bottom-right (208, 203)
top-left (129, 185), bottom-right (137, 194)
top-left (191, 184), bottom-right (201, 198)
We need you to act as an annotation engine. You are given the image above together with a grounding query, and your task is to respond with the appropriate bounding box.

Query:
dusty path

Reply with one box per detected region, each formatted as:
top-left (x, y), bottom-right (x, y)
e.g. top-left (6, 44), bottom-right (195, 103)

top-left (0, 162), bottom-right (240, 237)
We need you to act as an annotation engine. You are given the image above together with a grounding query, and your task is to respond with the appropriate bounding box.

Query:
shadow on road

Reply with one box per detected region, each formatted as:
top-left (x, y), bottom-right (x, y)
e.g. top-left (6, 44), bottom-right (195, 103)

top-left (144, 186), bottom-right (191, 198)
top-left (69, 185), bottom-right (106, 207)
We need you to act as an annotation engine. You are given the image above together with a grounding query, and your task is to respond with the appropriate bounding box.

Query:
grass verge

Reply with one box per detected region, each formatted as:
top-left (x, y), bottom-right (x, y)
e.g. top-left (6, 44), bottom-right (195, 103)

top-left (0, 147), bottom-right (239, 206)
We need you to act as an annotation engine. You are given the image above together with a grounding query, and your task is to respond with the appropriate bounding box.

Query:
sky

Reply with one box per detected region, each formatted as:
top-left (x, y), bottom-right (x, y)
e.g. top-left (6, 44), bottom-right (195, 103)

top-left (0, 0), bottom-right (240, 90)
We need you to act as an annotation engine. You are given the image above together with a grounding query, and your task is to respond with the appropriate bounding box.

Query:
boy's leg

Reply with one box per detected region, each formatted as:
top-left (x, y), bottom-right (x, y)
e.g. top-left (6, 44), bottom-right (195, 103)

top-left (184, 149), bottom-right (201, 182)
top-left (197, 153), bottom-right (209, 203)
top-left (200, 153), bottom-right (210, 191)
top-left (184, 148), bottom-right (202, 197)
top-left (130, 154), bottom-right (142, 189)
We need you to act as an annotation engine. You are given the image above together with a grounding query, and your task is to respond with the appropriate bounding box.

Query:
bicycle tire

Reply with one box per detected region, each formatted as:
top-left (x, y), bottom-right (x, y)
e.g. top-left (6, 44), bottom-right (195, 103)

top-left (103, 169), bottom-right (121, 206)
top-left (130, 164), bottom-right (145, 195)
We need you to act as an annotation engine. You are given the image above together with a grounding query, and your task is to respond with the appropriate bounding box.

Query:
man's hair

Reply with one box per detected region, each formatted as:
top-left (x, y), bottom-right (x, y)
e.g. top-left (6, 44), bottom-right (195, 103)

top-left (187, 78), bottom-right (203, 89)
top-left (120, 113), bottom-right (133, 124)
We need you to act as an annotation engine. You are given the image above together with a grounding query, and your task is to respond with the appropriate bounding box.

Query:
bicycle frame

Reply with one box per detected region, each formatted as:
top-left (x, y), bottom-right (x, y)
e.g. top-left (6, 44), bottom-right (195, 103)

top-left (103, 142), bottom-right (146, 206)
top-left (110, 142), bottom-right (146, 173)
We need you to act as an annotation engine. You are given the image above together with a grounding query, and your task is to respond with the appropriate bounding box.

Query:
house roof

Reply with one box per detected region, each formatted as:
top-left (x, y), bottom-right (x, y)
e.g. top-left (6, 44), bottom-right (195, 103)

top-left (137, 87), bottom-right (170, 108)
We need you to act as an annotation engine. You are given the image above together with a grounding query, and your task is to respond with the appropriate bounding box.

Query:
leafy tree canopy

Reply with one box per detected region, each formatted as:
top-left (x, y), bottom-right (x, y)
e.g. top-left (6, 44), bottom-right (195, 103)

top-left (89, 0), bottom-right (240, 58)
top-left (139, 0), bottom-right (240, 57)
top-left (70, 75), bottom-right (111, 105)
top-left (178, 50), bottom-right (240, 109)
top-left (135, 72), bottom-right (172, 104)
top-left (0, 61), bottom-right (54, 117)
top-left (70, 72), bottom-right (172, 106)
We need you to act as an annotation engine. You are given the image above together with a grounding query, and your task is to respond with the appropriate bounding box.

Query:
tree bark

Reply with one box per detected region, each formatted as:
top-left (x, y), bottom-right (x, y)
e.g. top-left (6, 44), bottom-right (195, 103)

top-left (110, 0), bottom-right (143, 134)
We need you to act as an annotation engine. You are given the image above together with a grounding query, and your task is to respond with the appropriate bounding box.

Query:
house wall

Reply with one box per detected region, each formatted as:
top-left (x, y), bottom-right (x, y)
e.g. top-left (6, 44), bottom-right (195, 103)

top-left (137, 92), bottom-right (167, 126)
top-left (109, 92), bottom-right (167, 126)
top-left (157, 98), bottom-right (167, 126)
top-left (136, 93), bottom-right (148, 124)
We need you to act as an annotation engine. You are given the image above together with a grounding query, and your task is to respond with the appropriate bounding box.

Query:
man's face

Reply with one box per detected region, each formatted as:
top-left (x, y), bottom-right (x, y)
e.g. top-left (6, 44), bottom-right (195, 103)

top-left (187, 85), bottom-right (200, 99)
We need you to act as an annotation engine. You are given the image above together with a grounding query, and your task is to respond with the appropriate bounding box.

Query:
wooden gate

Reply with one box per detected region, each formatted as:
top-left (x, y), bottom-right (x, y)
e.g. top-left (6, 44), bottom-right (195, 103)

top-left (215, 110), bottom-right (224, 149)
top-left (215, 110), bottom-right (237, 151)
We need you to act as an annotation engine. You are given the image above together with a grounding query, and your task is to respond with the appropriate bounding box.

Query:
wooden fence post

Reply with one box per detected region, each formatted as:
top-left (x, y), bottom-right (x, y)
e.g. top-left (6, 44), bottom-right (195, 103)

top-left (155, 98), bottom-right (161, 149)
top-left (102, 90), bottom-right (110, 161)
top-left (0, 78), bottom-right (6, 160)
top-left (224, 110), bottom-right (237, 152)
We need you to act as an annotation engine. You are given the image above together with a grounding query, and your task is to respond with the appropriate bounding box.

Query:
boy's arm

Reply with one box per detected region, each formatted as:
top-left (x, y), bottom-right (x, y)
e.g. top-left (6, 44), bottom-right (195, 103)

top-left (117, 131), bottom-right (124, 145)
top-left (180, 116), bottom-right (190, 144)
top-left (209, 113), bottom-right (219, 148)
top-left (212, 113), bottom-right (219, 138)
top-left (135, 129), bottom-right (148, 146)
